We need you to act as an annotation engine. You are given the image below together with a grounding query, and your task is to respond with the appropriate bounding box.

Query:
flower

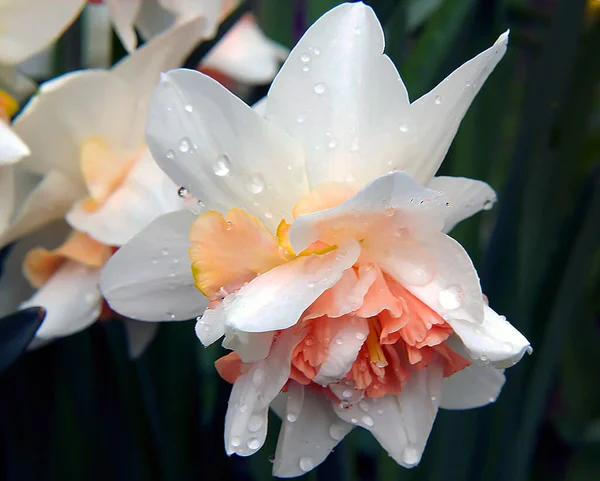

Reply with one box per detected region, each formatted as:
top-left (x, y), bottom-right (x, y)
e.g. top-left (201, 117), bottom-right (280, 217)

top-left (100, 1), bottom-right (531, 475)
top-left (0, 17), bottom-right (208, 356)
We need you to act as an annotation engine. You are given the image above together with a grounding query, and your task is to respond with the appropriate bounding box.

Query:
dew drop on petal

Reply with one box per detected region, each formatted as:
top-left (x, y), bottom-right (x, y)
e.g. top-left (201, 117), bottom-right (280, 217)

top-left (402, 446), bottom-right (419, 465)
top-left (247, 438), bottom-right (261, 450)
top-left (342, 389), bottom-right (353, 399)
top-left (167, 312), bottom-right (175, 320)
top-left (329, 422), bottom-right (347, 441)
top-left (300, 53), bottom-right (311, 63)
top-left (438, 286), bottom-right (464, 310)
top-left (434, 95), bottom-right (443, 105)
top-left (362, 415), bottom-right (374, 427)
top-left (248, 415), bottom-right (263, 433)
top-left (314, 82), bottom-right (326, 94)
top-left (350, 417), bottom-right (358, 424)
top-left (264, 211), bottom-right (273, 219)
top-left (178, 187), bottom-right (189, 198)
top-left (184, 104), bottom-right (193, 112)
top-left (161, 248), bottom-right (168, 256)
top-left (178, 137), bottom-right (191, 152)
top-left (335, 338), bottom-right (343, 345)
top-left (313, 47), bottom-right (321, 55)
top-left (165, 150), bottom-right (175, 160)
top-left (327, 138), bottom-right (337, 149)
top-left (246, 173), bottom-right (265, 194)
top-left (213, 155), bottom-right (231, 176)
top-left (296, 114), bottom-right (306, 123)
top-left (231, 436), bottom-right (241, 447)
top-left (302, 65), bottom-right (310, 72)
top-left (356, 332), bottom-right (366, 341)
top-left (299, 457), bottom-right (315, 472)
top-left (358, 400), bottom-right (370, 412)
top-left (286, 413), bottom-right (298, 423)
top-left (483, 199), bottom-right (494, 210)
top-left (399, 123), bottom-right (409, 133)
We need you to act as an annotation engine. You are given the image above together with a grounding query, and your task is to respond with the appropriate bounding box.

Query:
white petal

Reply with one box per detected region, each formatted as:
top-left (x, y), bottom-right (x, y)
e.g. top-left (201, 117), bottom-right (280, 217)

top-left (289, 171), bottom-right (445, 254)
top-left (201, 15), bottom-right (289, 85)
top-left (14, 70), bottom-right (138, 179)
top-left (273, 383), bottom-right (353, 477)
top-left (105, 0), bottom-right (143, 52)
top-left (223, 239), bottom-right (360, 333)
top-left (66, 149), bottom-right (184, 246)
top-left (399, 32), bottom-right (509, 183)
top-left (135, 0), bottom-right (177, 41)
top-left (123, 319), bottom-right (159, 359)
top-left (84, 3), bottom-right (113, 69)
top-left (448, 305), bottom-right (532, 368)
top-left (0, 170), bottom-right (86, 248)
top-left (0, 120), bottom-right (29, 165)
top-left (265, 2), bottom-right (410, 188)
top-left (222, 328), bottom-right (275, 363)
top-left (333, 362), bottom-right (443, 468)
top-left (225, 328), bottom-right (304, 456)
top-left (195, 303), bottom-right (225, 346)
top-left (0, 0), bottom-right (85, 64)
top-left (427, 176), bottom-right (497, 233)
top-left (373, 232), bottom-right (485, 324)
top-left (440, 363), bottom-right (505, 410)
top-left (313, 316), bottom-right (369, 386)
top-left (252, 96), bottom-right (267, 117)
top-left (146, 68), bottom-right (308, 231)
top-left (20, 261), bottom-right (102, 339)
top-left (99, 210), bottom-right (208, 321)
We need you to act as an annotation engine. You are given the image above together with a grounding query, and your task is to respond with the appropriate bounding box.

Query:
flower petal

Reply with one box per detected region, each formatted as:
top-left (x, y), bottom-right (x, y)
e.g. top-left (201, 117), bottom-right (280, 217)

top-left (447, 305), bottom-right (532, 368)
top-left (222, 328), bottom-right (275, 363)
top-left (225, 328), bottom-right (304, 456)
top-left (123, 319), bottom-right (159, 359)
top-left (333, 362), bottom-right (443, 468)
top-left (201, 15), bottom-right (289, 85)
top-left (104, 0), bottom-right (143, 52)
top-left (265, 2), bottom-right (409, 188)
top-left (223, 238), bottom-right (360, 333)
top-left (20, 261), bottom-right (102, 339)
top-left (14, 70), bottom-right (138, 180)
top-left (289, 171), bottom-right (445, 254)
top-left (66, 149), bottom-right (184, 246)
top-left (398, 32), bottom-right (509, 183)
top-left (0, 166), bottom-right (13, 233)
top-left (99, 210), bottom-right (207, 321)
top-left (427, 176), bottom-right (497, 233)
top-left (440, 363), bottom-right (505, 409)
top-left (0, 120), bottom-right (29, 165)
top-left (0, 170), bottom-right (87, 248)
top-left (146, 68), bottom-right (308, 230)
top-left (273, 383), bottom-right (353, 477)
top-left (0, 0), bottom-right (85, 64)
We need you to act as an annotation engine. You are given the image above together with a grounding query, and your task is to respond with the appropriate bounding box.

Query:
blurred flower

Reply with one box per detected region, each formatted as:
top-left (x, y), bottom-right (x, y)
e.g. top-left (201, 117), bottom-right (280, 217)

top-left (0, 0), bottom-right (86, 65)
top-left (0, 18), bottom-right (208, 357)
top-left (100, 1), bottom-right (531, 475)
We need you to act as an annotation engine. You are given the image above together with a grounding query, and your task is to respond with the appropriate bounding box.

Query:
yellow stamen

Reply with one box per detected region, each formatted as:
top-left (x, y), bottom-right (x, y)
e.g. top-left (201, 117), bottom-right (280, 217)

top-left (366, 317), bottom-right (388, 368)
top-left (0, 90), bottom-right (19, 120)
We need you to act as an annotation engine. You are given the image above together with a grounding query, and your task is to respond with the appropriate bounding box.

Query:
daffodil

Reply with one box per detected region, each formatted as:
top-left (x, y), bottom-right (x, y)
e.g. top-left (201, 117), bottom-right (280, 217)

top-left (100, 2), bottom-right (531, 475)
top-left (0, 17), bottom-right (209, 356)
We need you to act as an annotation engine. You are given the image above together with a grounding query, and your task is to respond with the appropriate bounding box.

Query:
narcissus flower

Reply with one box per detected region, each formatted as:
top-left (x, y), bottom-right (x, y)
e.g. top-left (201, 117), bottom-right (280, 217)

top-left (100, 2), bottom-right (531, 476)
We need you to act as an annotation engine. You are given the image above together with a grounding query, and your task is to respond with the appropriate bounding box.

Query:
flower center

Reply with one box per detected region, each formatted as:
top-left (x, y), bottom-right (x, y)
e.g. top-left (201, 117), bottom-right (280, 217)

top-left (0, 90), bottom-right (19, 121)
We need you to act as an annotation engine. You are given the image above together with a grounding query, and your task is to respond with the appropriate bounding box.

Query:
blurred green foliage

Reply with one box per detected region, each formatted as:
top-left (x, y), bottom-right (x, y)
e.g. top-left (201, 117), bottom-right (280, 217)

top-left (1, 0), bottom-right (599, 480)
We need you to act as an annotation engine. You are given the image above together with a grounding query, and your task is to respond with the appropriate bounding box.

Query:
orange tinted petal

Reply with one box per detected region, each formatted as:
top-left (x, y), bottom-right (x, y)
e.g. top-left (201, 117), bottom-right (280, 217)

top-left (23, 231), bottom-right (112, 288)
top-left (215, 352), bottom-right (245, 384)
top-left (293, 182), bottom-right (359, 218)
top-left (189, 208), bottom-right (288, 296)
top-left (276, 219), bottom-right (295, 255)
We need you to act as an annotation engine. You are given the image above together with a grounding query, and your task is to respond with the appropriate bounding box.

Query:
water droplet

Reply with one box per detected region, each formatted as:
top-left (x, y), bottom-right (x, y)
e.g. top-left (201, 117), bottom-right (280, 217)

top-left (434, 95), bottom-right (443, 105)
top-left (305, 336), bottom-right (315, 346)
top-left (362, 415), bottom-right (374, 427)
top-left (480, 355), bottom-right (489, 363)
top-left (246, 173), bottom-right (265, 194)
top-left (431, 395), bottom-right (438, 402)
top-left (465, 81), bottom-right (472, 87)
top-left (239, 404), bottom-right (248, 413)
top-left (252, 369), bottom-right (265, 386)
top-left (178, 137), bottom-right (191, 152)
top-left (248, 415), bottom-right (263, 432)
top-left (178, 186), bottom-right (189, 198)
top-left (302, 65), bottom-right (310, 72)
top-left (300, 53), bottom-right (311, 63)
top-left (329, 422), bottom-right (347, 441)
top-left (399, 123), bottom-right (409, 132)
top-left (358, 400), bottom-right (370, 412)
top-left (402, 446), bottom-right (419, 465)
top-left (327, 138), bottom-right (337, 149)
top-left (247, 438), bottom-right (261, 450)
top-left (167, 312), bottom-right (175, 320)
top-left (299, 457), bottom-right (315, 472)
top-left (151, 258), bottom-right (158, 265)
top-left (438, 286), bottom-right (464, 310)
top-left (342, 389), bottom-right (353, 399)
top-left (213, 155), bottom-right (231, 176)
top-left (296, 114), bottom-right (306, 124)
top-left (264, 211), bottom-right (273, 219)
top-left (231, 436), bottom-right (241, 447)
top-left (350, 417), bottom-right (358, 424)
top-left (384, 206), bottom-right (395, 217)
top-left (483, 199), bottom-right (494, 210)
top-left (161, 248), bottom-right (168, 256)
top-left (376, 408), bottom-right (384, 415)
top-left (313, 47), bottom-right (321, 55)
top-left (335, 338), bottom-right (343, 345)
top-left (286, 413), bottom-right (298, 423)
top-left (165, 150), bottom-right (175, 160)
top-left (355, 332), bottom-right (366, 341)
top-left (314, 82), bottom-right (326, 94)
top-left (184, 104), bottom-right (193, 112)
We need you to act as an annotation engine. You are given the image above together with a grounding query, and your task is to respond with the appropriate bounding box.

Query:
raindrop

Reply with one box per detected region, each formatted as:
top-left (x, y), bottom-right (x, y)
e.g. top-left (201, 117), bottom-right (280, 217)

top-left (178, 186), bottom-right (189, 198)
top-left (302, 65), bottom-right (310, 73)
top-left (399, 123), bottom-right (409, 133)
top-left (313, 47), bottom-right (321, 55)
top-left (305, 336), bottom-right (315, 346)
top-left (434, 95), bottom-right (443, 105)
top-left (252, 369), bottom-right (265, 386)
top-left (167, 312), bottom-right (175, 320)
top-left (264, 211), bottom-right (273, 219)
top-left (246, 173), bottom-right (265, 194)
top-left (231, 436), bottom-right (241, 447)
top-left (296, 114), bottom-right (306, 123)
top-left (239, 404), bottom-right (248, 413)
top-left (161, 248), bottom-right (169, 256)
top-left (300, 53), bottom-right (311, 63)
top-left (431, 395), bottom-right (438, 402)
top-left (165, 150), bottom-right (175, 160)
top-left (247, 438), bottom-right (261, 450)
top-left (178, 137), bottom-right (191, 152)
top-left (438, 286), bottom-right (464, 310)
top-left (384, 207), bottom-right (395, 217)
top-left (402, 446), bottom-right (419, 465)
top-left (286, 413), bottom-right (298, 423)
top-left (313, 82), bottom-right (327, 94)
top-left (329, 423), bottom-right (347, 441)
top-left (299, 457), bottom-right (315, 472)
top-left (335, 338), bottom-right (343, 345)
top-left (355, 332), bottom-right (366, 341)
top-left (376, 409), bottom-right (384, 415)
top-left (286, 164), bottom-right (293, 171)
top-left (358, 400), bottom-right (370, 412)
top-left (362, 415), bottom-right (374, 427)
top-left (342, 389), bottom-right (353, 399)
top-left (350, 417), bottom-right (358, 424)
top-left (248, 415), bottom-right (263, 433)
top-left (184, 104), bottom-right (193, 112)
top-left (327, 138), bottom-right (337, 149)
top-left (213, 155), bottom-right (231, 176)
top-left (465, 81), bottom-right (472, 87)
top-left (151, 258), bottom-right (158, 265)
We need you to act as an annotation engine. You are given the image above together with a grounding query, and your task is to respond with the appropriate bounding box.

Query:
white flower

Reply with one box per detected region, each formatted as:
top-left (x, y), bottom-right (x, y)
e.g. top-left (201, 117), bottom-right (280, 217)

top-left (0, 0), bottom-right (86, 65)
top-left (100, 2), bottom-right (531, 475)
top-left (0, 17), bottom-right (208, 357)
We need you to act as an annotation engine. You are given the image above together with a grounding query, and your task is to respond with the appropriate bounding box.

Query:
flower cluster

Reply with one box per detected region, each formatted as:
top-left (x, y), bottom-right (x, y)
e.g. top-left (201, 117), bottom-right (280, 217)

top-left (0, 1), bottom-right (531, 477)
